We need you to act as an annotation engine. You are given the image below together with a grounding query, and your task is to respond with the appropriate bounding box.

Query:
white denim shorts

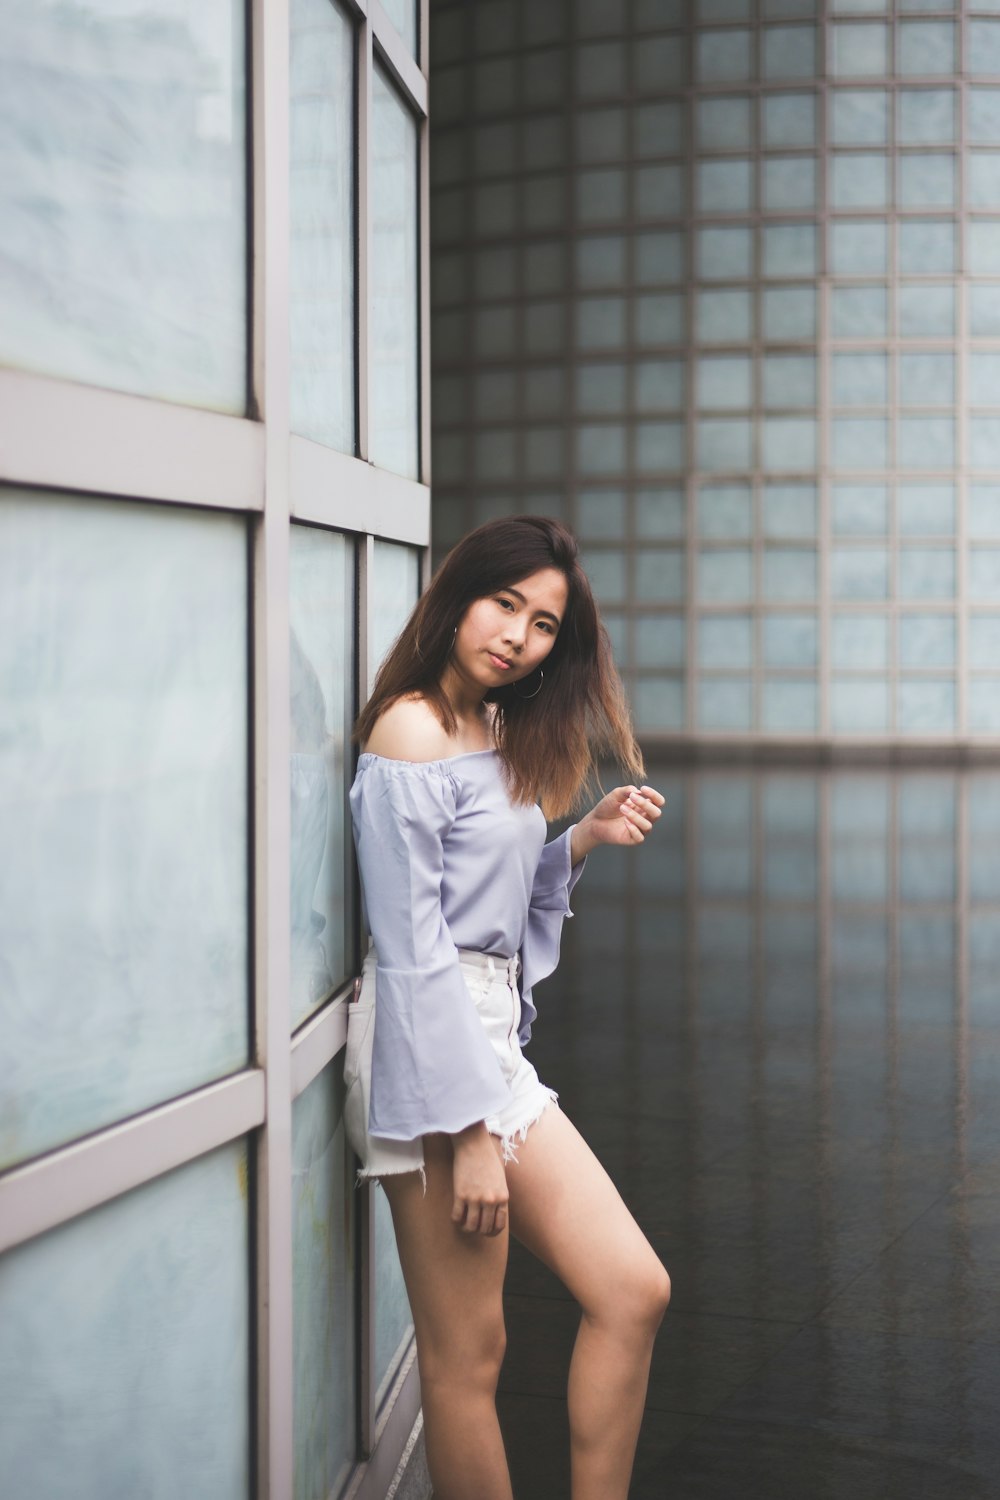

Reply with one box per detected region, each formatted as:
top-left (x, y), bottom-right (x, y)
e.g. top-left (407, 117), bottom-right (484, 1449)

top-left (343, 947), bottom-right (559, 1191)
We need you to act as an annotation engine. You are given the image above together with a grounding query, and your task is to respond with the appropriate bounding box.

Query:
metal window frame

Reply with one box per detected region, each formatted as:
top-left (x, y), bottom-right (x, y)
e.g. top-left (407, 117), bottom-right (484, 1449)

top-left (0, 0), bottom-right (431, 1494)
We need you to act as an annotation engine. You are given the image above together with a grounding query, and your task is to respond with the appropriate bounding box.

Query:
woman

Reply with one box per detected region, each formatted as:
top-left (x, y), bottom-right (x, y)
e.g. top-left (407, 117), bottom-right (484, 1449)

top-left (344, 515), bottom-right (670, 1500)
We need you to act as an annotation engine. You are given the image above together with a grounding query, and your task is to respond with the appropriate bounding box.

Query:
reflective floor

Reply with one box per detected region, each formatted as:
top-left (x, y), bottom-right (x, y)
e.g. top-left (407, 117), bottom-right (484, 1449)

top-left (497, 763), bottom-right (1000, 1499)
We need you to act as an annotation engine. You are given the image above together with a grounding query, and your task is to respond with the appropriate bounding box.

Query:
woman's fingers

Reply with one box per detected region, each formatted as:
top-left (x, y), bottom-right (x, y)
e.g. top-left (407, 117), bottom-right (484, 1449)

top-left (453, 1194), bottom-right (508, 1236)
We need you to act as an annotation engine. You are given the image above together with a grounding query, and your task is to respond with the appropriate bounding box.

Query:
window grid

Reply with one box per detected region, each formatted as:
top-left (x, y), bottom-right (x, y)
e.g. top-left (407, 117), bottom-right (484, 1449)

top-left (0, 1), bottom-right (431, 1497)
top-left (431, 0), bottom-right (1000, 741)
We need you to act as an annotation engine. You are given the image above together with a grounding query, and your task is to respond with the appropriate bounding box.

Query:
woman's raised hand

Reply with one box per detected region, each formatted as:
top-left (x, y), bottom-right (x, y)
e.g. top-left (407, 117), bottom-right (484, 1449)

top-left (449, 1123), bottom-right (510, 1236)
top-left (571, 784), bottom-right (665, 862)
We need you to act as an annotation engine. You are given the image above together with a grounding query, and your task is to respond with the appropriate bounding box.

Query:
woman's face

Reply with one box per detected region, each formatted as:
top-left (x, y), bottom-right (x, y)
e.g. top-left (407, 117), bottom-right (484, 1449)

top-left (453, 566), bottom-right (569, 693)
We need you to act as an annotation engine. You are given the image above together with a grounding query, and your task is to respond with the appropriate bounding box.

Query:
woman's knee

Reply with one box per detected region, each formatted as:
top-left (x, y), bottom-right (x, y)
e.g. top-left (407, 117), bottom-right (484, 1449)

top-left (419, 1309), bottom-right (508, 1393)
top-left (588, 1253), bottom-right (671, 1336)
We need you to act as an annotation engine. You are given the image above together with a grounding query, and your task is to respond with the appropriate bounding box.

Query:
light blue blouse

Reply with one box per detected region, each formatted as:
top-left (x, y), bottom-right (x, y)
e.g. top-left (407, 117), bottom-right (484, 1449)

top-left (349, 749), bottom-right (585, 1143)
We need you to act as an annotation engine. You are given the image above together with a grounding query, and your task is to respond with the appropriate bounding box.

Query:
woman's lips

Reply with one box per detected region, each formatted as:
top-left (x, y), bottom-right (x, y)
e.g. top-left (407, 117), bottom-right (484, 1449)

top-left (487, 652), bottom-right (512, 670)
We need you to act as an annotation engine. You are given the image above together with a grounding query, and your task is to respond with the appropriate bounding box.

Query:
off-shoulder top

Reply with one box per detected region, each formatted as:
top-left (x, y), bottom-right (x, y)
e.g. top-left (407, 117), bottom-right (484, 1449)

top-left (349, 749), bottom-right (585, 1143)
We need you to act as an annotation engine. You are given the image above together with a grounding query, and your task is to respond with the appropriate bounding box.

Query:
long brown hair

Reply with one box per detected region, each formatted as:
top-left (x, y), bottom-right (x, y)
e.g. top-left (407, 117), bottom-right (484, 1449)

top-left (354, 515), bottom-right (643, 819)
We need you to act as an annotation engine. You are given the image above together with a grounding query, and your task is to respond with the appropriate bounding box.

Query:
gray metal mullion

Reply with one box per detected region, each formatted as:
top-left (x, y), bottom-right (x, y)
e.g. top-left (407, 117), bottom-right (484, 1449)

top-left (358, 18), bottom-right (373, 463)
top-left (249, 0), bottom-right (295, 1494)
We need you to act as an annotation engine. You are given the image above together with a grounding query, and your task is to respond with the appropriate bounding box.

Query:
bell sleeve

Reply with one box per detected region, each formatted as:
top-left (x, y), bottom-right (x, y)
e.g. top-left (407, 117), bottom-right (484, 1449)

top-left (517, 826), bottom-right (587, 1046)
top-left (350, 757), bottom-right (514, 1142)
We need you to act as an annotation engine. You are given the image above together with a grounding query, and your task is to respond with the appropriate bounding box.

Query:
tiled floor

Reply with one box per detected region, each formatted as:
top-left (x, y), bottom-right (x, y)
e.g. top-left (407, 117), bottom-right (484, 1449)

top-left (495, 762), bottom-right (1000, 1499)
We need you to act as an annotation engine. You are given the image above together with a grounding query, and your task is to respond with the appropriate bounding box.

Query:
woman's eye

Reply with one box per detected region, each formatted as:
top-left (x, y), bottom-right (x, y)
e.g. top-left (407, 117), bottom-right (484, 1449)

top-left (497, 596), bottom-right (515, 610)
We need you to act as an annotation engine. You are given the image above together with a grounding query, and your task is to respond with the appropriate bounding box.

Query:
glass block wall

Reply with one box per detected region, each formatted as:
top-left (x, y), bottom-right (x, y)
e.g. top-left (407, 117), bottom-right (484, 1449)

top-left (429, 0), bottom-right (1000, 742)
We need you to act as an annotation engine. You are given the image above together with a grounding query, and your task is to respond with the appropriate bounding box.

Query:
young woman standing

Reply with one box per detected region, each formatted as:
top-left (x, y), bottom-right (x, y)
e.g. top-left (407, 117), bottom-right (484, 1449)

top-left (344, 515), bottom-right (670, 1500)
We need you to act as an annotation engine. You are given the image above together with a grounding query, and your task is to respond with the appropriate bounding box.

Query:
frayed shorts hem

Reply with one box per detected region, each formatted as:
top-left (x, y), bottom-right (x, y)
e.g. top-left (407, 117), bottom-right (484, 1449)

top-left (353, 1091), bottom-right (560, 1197)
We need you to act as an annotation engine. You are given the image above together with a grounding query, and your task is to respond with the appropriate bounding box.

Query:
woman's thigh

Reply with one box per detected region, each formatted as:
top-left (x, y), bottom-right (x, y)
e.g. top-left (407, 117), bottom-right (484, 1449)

top-left (504, 1106), bottom-right (669, 1318)
top-left (380, 1132), bottom-right (509, 1369)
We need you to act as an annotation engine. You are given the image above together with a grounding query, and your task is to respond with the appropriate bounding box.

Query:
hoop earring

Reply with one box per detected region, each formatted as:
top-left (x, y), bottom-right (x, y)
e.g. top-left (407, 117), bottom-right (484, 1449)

top-left (513, 668), bottom-right (543, 699)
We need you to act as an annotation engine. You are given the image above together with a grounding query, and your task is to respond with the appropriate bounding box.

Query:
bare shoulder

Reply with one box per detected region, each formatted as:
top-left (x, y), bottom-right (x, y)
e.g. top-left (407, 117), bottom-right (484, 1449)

top-left (363, 695), bottom-right (455, 763)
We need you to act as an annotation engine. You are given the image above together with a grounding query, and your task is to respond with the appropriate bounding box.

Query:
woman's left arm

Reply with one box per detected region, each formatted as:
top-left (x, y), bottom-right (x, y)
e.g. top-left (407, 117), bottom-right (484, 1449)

top-left (570, 785), bottom-right (665, 865)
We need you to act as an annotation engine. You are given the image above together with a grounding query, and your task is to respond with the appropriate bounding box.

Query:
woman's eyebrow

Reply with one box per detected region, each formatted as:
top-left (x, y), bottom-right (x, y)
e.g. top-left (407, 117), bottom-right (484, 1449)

top-left (503, 586), bottom-right (562, 626)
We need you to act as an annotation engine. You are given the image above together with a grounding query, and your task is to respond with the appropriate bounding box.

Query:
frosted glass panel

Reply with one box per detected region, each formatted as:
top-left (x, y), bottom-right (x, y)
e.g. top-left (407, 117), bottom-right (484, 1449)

top-left (970, 614), bottom-right (1000, 666)
top-left (0, 1143), bottom-right (249, 1499)
top-left (374, 1184), bottom-right (413, 1405)
top-left (898, 680), bottom-right (955, 733)
top-left (969, 88), bottom-right (1000, 145)
top-left (577, 363), bottom-right (627, 414)
top-left (293, 1061), bottom-right (356, 1498)
top-left (698, 678), bottom-right (753, 730)
top-left (898, 89), bottom-right (957, 146)
top-left (698, 549), bottom-right (753, 601)
top-left (832, 23), bottom-right (888, 77)
top-left (898, 352), bottom-right (954, 407)
top-left (899, 154), bottom-right (955, 210)
top-left (899, 615), bottom-right (955, 669)
top-left (371, 541), bottom-right (420, 680)
top-left (697, 95), bottom-right (753, 150)
top-left (832, 352), bottom-right (887, 406)
top-left (830, 221), bottom-right (887, 275)
top-left (969, 284), bottom-right (1000, 336)
top-left (762, 614), bottom-right (818, 667)
top-left (761, 286), bottom-right (817, 338)
top-left (380, 0), bottom-right (418, 53)
top-left (763, 222), bottom-right (819, 277)
top-left (970, 417), bottom-right (1000, 468)
top-left (762, 156), bottom-right (818, 211)
top-left (898, 484), bottom-right (955, 535)
top-left (970, 153), bottom-right (1000, 208)
top-left (638, 488), bottom-right (686, 539)
top-left (831, 678), bottom-right (889, 732)
top-left (635, 231), bottom-right (685, 285)
top-left (636, 359), bottom-right (685, 411)
top-left (698, 356), bottom-right (753, 410)
top-left (697, 30), bottom-right (754, 83)
top-left (832, 483), bottom-right (888, 535)
top-left (636, 616), bottom-right (686, 668)
top-left (968, 221), bottom-right (1000, 275)
top-left (897, 416), bottom-right (955, 470)
top-left (762, 547), bottom-right (817, 599)
top-left (762, 418), bottom-right (817, 470)
top-left (969, 486), bottom-right (1000, 537)
top-left (697, 159), bottom-right (754, 213)
top-left (830, 154), bottom-right (889, 210)
top-left (291, 0), bottom-right (355, 452)
top-left (763, 484), bottom-right (817, 536)
top-left (969, 547), bottom-right (1000, 599)
top-left (697, 288), bottom-right (754, 342)
top-left (832, 614), bottom-right (888, 668)
top-left (699, 615), bottom-right (753, 669)
top-left (698, 484), bottom-right (753, 538)
top-left (830, 89), bottom-right (889, 145)
top-left (831, 546), bottom-right (889, 598)
top-left (698, 226), bottom-right (754, 280)
top-left (0, 493), bottom-right (248, 1170)
top-left (697, 418), bottom-right (753, 469)
top-left (633, 678), bottom-right (686, 731)
top-left (899, 284), bottom-right (954, 337)
top-left (762, 93), bottom-right (818, 148)
top-left (762, 679), bottom-right (817, 732)
top-left (635, 420), bottom-right (685, 471)
top-left (763, 354), bottom-right (817, 407)
top-left (637, 293), bottom-right (686, 344)
top-left (371, 67), bottom-right (419, 478)
top-left (898, 547), bottom-right (955, 599)
top-left (832, 417), bottom-right (888, 468)
top-left (636, 550), bottom-right (686, 602)
top-left (0, 0), bottom-right (246, 410)
top-left (290, 526), bottom-right (355, 1027)
top-left (762, 25), bottom-right (818, 80)
top-left (636, 164), bottom-right (686, 219)
top-left (898, 219), bottom-right (956, 274)
top-left (898, 21), bottom-right (955, 76)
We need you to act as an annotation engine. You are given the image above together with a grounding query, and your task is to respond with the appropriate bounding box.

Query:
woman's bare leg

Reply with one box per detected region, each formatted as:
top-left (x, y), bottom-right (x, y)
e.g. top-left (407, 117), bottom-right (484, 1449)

top-left (380, 1132), bottom-right (513, 1500)
top-left (505, 1105), bottom-right (671, 1500)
